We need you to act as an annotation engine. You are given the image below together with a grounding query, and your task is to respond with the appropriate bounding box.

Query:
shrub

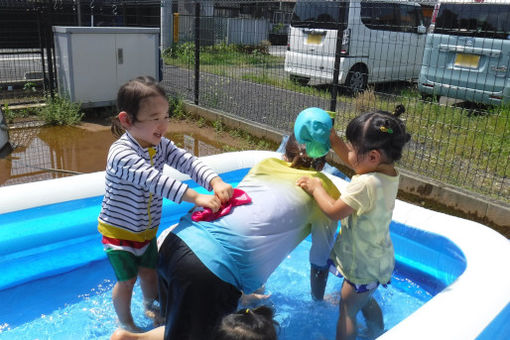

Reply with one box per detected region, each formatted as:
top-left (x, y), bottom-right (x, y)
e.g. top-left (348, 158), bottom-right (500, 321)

top-left (37, 96), bottom-right (83, 125)
top-left (169, 95), bottom-right (187, 120)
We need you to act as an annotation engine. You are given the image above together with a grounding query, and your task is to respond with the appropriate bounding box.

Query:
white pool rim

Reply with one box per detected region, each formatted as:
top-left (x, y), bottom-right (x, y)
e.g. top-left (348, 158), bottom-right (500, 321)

top-left (0, 150), bottom-right (508, 339)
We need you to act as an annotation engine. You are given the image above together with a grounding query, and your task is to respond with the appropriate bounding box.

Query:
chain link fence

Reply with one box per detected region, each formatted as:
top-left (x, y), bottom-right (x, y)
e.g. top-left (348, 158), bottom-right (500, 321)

top-left (1, 0), bottom-right (508, 205)
top-left (162, 0), bottom-right (509, 205)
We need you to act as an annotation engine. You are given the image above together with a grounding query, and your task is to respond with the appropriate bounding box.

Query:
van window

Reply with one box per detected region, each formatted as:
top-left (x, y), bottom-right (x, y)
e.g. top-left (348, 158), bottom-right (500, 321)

top-left (290, 1), bottom-right (348, 30)
top-left (361, 3), bottom-right (422, 32)
top-left (398, 4), bottom-right (422, 32)
top-left (434, 4), bottom-right (510, 39)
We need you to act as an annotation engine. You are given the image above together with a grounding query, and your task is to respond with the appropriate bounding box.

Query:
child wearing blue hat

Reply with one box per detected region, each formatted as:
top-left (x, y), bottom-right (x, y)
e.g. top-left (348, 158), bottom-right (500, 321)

top-left (294, 107), bottom-right (333, 159)
top-left (297, 105), bottom-right (411, 340)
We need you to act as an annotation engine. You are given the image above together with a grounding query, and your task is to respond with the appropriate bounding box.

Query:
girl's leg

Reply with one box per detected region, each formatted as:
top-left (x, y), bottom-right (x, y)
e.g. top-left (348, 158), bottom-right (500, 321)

top-left (112, 277), bottom-right (140, 332)
top-left (110, 326), bottom-right (165, 340)
top-left (361, 297), bottom-right (384, 338)
top-left (138, 266), bottom-right (159, 318)
top-left (336, 281), bottom-right (375, 340)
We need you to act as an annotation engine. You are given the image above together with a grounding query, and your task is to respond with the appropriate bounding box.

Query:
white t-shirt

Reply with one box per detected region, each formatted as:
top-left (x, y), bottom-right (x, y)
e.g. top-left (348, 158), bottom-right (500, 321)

top-left (167, 158), bottom-right (340, 293)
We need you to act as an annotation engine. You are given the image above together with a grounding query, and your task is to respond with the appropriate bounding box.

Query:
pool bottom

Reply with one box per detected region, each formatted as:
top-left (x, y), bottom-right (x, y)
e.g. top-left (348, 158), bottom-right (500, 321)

top-left (0, 238), bottom-right (432, 340)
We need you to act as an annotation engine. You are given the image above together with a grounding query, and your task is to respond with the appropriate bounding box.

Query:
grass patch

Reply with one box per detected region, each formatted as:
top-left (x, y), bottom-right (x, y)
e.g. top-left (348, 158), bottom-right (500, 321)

top-left (37, 96), bottom-right (83, 125)
top-left (163, 41), bottom-right (281, 69)
top-left (3, 96), bottom-right (83, 126)
top-left (169, 95), bottom-right (187, 120)
top-left (331, 88), bottom-right (510, 201)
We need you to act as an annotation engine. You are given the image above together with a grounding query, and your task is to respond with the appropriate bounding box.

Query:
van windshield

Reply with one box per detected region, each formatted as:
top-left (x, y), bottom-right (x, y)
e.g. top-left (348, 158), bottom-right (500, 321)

top-left (434, 4), bottom-right (510, 38)
top-left (291, 1), bottom-right (348, 30)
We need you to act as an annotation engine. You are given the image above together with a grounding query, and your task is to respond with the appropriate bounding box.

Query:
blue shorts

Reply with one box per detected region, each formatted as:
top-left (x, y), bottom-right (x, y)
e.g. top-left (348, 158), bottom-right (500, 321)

top-left (327, 259), bottom-right (389, 294)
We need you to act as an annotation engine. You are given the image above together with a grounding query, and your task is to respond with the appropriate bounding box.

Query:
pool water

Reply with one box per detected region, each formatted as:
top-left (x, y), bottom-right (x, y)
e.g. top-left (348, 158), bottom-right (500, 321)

top-left (0, 237), bottom-right (432, 340)
top-left (0, 168), bottom-right (443, 340)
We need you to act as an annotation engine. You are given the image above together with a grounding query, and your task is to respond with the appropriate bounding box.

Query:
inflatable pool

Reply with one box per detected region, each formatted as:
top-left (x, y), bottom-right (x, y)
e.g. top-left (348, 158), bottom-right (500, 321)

top-left (0, 150), bottom-right (509, 339)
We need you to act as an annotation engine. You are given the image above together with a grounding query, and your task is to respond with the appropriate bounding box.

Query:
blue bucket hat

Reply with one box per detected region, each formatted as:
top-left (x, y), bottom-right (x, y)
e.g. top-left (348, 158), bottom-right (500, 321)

top-left (293, 107), bottom-right (332, 158)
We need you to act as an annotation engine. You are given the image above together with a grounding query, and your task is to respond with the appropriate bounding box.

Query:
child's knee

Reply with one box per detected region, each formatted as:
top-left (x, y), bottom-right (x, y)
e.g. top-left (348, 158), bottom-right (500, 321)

top-left (117, 277), bottom-right (137, 289)
top-left (138, 267), bottom-right (157, 281)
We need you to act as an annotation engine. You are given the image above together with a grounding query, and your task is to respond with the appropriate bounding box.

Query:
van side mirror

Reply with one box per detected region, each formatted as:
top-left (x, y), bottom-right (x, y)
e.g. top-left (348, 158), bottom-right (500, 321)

top-left (417, 25), bottom-right (426, 34)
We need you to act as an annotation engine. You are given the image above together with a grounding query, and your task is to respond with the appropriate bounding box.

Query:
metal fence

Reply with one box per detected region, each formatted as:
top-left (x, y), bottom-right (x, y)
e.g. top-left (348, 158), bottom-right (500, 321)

top-left (1, 0), bottom-right (509, 205)
top-left (0, 0), bottom-right (160, 105)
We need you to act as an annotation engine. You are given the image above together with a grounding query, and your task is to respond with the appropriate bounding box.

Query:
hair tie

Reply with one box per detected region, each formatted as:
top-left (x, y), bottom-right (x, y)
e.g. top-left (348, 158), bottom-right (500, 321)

top-left (393, 104), bottom-right (405, 117)
top-left (380, 126), bottom-right (393, 134)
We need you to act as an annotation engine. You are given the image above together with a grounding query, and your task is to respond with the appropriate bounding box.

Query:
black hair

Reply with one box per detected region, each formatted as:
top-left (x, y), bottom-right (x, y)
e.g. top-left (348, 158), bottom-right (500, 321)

top-left (346, 104), bottom-right (411, 162)
top-left (285, 134), bottom-right (326, 171)
top-left (111, 75), bottom-right (167, 138)
top-left (213, 306), bottom-right (279, 340)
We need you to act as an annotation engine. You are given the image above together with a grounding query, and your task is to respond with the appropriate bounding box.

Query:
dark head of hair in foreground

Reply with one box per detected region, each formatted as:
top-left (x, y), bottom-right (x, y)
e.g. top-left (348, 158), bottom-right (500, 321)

top-left (111, 75), bottom-right (167, 138)
top-left (213, 306), bottom-right (279, 340)
top-left (285, 133), bottom-right (326, 171)
top-left (346, 104), bottom-right (411, 163)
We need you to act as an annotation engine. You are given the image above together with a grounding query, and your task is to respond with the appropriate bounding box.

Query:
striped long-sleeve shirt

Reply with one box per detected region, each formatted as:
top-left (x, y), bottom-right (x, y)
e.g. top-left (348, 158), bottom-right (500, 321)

top-left (98, 132), bottom-right (218, 243)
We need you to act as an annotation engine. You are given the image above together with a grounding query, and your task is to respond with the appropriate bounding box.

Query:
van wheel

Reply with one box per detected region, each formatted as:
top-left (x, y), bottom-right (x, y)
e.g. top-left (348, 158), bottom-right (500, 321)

top-left (290, 75), bottom-right (310, 86)
top-left (345, 67), bottom-right (368, 95)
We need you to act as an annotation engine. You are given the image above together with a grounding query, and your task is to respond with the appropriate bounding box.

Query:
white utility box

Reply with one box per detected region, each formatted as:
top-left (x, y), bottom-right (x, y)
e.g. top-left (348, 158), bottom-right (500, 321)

top-left (53, 26), bottom-right (160, 108)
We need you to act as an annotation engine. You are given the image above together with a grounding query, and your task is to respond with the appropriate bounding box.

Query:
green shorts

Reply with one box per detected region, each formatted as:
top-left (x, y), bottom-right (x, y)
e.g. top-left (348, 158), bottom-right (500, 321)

top-left (105, 238), bottom-right (158, 281)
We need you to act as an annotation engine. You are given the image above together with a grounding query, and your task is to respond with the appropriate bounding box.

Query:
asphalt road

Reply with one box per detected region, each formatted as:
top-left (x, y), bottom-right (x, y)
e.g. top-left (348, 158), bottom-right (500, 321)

top-left (161, 63), bottom-right (341, 133)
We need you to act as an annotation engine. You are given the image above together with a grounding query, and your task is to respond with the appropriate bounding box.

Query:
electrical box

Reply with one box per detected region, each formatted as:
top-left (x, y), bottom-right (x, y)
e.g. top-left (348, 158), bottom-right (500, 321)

top-left (53, 26), bottom-right (160, 108)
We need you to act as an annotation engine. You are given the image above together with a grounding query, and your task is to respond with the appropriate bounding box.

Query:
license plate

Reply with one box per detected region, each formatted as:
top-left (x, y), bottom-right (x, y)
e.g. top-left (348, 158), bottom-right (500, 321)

top-left (454, 53), bottom-right (480, 68)
top-left (306, 33), bottom-right (323, 45)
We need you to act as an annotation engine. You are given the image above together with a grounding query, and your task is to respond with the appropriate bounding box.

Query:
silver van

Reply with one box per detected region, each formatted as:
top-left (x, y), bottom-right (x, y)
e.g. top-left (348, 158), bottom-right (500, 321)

top-left (418, 0), bottom-right (510, 105)
top-left (284, 0), bottom-right (426, 93)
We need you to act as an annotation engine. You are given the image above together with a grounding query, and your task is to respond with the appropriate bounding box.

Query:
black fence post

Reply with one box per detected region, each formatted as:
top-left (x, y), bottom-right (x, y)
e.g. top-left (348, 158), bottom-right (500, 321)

top-left (37, 8), bottom-right (48, 95)
top-left (194, 2), bottom-right (200, 105)
top-left (329, 4), bottom-right (344, 114)
top-left (44, 9), bottom-right (55, 99)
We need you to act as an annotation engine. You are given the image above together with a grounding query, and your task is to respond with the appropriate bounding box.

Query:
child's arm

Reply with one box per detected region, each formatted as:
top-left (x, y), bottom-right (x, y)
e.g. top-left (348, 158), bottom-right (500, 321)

top-left (182, 187), bottom-right (221, 212)
top-left (297, 176), bottom-right (353, 221)
top-left (210, 176), bottom-right (233, 203)
top-left (162, 143), bottom-right (233, 202)
top-left (330, 128), bottom-right (351, 167)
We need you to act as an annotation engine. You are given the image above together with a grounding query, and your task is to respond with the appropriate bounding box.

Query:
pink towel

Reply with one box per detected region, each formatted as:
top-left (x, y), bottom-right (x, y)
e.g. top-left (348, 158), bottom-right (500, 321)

top-left (191, 188), bottom-right (252, 222)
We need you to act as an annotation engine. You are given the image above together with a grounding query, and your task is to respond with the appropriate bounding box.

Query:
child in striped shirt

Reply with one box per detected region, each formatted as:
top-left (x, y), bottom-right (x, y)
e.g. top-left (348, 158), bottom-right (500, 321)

top-left (98, 76), bottom-right (233, 332)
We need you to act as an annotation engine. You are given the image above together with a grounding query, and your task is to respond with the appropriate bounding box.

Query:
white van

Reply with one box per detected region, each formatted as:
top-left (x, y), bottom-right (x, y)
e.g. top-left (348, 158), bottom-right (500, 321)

top-left (418, 0), bottom-right (510, 105)
top-left (284, 0), bottom-right (427, 93)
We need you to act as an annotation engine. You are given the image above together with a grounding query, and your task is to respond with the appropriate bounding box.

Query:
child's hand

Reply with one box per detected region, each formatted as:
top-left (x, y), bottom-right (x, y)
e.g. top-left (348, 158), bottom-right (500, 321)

top-left (330, 128), bottom-right (342, 146)
top-left (195, 193), bottom-right (222, 213)
top-left (210, 177), bottom-right (233, 203)
top-left (239, 292), bottom-right (271, 307)
top-left (297, 176), bottom-right (323, 195)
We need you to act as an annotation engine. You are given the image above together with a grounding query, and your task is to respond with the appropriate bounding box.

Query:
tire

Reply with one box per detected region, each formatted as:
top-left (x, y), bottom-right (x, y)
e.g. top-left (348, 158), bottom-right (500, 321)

top-left (290, 75), bottom-right (310, 86)
top-left (345, 66), bottom-right (368, 95)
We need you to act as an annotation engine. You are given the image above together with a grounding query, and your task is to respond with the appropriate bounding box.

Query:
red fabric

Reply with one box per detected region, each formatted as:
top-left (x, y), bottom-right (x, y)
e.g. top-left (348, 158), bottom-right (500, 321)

top-left (101, 235), bottom-right (152, 249)
top-left (191, 188), bottom-right (252, 222)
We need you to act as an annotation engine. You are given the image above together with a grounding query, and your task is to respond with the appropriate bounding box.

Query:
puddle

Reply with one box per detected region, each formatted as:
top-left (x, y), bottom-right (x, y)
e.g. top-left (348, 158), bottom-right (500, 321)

top-left (0, 121), bottom-right (224, 186)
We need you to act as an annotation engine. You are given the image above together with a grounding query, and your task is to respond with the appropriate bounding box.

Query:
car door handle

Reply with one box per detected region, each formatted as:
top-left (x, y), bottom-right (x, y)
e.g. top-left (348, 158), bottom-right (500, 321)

top-left (117, 48), bottom-right (124, 65)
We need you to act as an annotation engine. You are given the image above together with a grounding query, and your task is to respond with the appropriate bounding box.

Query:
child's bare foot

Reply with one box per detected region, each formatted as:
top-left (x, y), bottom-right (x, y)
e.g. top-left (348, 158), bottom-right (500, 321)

top-left (119, 322), bottom-right (143, 333)
top-left (144, 302), bottom-right (162, 326)
top-left (151, 313), bottom-right (165, 327)
top-left (111, 328), bottom-right (138, 340)
top-left (144, 309), bottom-right (157, 320)
top-left (323, 292), bottom-right (341, 305)
top-left (239, 292), bottom-right (271, 307)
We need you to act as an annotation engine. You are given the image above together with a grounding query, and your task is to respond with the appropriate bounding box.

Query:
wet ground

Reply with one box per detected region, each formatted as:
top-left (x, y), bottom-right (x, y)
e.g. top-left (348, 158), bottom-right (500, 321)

top-left (0, 116), bottom-right (250, 186)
